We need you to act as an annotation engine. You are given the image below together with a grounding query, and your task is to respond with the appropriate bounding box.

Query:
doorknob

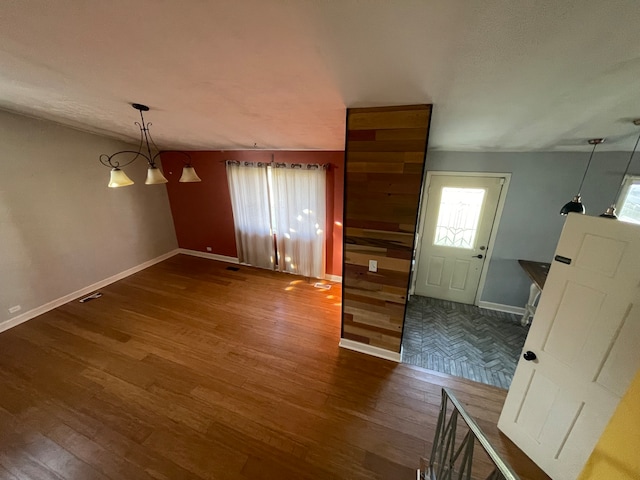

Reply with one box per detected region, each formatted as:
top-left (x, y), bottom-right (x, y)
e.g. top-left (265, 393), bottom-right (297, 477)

top-left (472, 254), bottom-right (484, 259)
top-left (523, 351), bottom-right (537, 361)
top-left (479, 246), bottom-right (486, 251)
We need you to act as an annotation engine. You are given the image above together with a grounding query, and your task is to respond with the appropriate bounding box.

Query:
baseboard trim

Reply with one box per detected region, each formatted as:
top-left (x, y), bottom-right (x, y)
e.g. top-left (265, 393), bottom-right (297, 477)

top-left (178, 248), bottom-right (239, 264)
top-left (0, 249), bottom-right (180, 334)
top-left (478, 301), bottom-right (526, 315)
top-left (179, 250), bottom-right (341, 281)
top-left (339, 338), bottom-right (401, 362)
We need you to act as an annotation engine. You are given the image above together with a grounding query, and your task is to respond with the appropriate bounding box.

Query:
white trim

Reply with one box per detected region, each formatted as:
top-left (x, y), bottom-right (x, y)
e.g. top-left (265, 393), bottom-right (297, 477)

top-left (0, 249), bottom-right (180, 334)
top-left (339, 338), bottom-right (401, 362)
top-left (474, 173), bottom-right (510, 304)
top-left (179, 249), bottom-right (342, 281)
top-left (178, 248), bottom-right (239, 264)
top-left (478, 301), bottom-right (526, 315)
top-left (410, 171), bottom-right (511, 305)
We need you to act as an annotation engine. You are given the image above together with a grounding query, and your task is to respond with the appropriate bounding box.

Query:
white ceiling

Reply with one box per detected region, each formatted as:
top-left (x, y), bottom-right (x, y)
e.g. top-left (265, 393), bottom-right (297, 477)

top-left (1, 0), bottom-right (640, 151)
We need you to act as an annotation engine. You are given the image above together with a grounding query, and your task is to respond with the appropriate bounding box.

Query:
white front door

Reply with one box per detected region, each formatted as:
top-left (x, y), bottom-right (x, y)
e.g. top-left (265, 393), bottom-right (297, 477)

top-left (414, 174), bottom-right (504, 304)
top-left (498, 214), bottom-right (640, 480)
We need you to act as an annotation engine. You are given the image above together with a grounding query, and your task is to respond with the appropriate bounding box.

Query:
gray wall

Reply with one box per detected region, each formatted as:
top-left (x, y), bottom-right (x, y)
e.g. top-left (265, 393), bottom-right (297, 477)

top-left (0, 110), bottom-right (178, 326)
top-left (423, 150), bottom-right (633, 307)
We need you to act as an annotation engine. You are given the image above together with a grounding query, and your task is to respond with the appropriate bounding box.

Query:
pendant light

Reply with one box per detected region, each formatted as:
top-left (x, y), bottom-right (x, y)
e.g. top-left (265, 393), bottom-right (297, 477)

top-left (600, 119), bottom-right (640, 219)
top-left (108, 167), bottom-right (134, 188)
top-left (99, 103), bottom-right (201, 187)
top-left (560, 138), bottom-right (604, 215)
top-left (179, 165), bottom-right (202, 182)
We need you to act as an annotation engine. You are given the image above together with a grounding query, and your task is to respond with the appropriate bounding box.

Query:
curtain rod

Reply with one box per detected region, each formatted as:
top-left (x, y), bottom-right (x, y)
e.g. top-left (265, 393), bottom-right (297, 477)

top-left (224, 160), bottom-right (332, 170)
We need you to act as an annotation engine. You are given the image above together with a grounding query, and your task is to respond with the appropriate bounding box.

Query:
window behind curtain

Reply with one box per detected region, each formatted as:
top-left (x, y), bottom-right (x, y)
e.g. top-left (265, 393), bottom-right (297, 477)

top-left (226, 163), bottom-right (327, 279)
top-left (271, 167), bottom-right (326, 279)
top-left (226, 164), bottom-right (274, 269)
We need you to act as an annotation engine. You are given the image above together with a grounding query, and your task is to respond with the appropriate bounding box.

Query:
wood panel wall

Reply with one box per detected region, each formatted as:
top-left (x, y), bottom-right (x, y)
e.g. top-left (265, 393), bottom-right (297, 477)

top-left (342, 105), bottom-right (432, 353)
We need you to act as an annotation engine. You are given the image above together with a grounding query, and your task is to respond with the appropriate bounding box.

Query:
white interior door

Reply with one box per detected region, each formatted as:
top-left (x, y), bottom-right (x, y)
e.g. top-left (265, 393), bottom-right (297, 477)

top-left (498, 214), bottom-right (640, 480)
top-left (414, 175), bottom-right (503, 304)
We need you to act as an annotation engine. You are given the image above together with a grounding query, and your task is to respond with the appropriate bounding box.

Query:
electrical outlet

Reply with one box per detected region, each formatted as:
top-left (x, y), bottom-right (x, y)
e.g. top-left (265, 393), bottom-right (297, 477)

top-left (368, 260), bottom-right (378, 272)
top-left (206, 246), bottom-right (212, 252)
top-left (8, 305), bottom-right (21, 314)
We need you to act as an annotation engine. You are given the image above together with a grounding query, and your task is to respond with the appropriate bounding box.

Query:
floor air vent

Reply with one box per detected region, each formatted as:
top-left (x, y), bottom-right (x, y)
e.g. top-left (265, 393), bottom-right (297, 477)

top-left (79, 292), bottom-right (103, 303)
top-left (226, 266), bottom-right (240, 271)
top-left (314, 283), bottom-right (331, 290)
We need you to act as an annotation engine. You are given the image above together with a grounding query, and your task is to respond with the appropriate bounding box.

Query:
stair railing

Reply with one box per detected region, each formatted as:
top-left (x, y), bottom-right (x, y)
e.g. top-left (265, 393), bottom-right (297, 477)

top-left (419, 388), bottom-right (520, 480)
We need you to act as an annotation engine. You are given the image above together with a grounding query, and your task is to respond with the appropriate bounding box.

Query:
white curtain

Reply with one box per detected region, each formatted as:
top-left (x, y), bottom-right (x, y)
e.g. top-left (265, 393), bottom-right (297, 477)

top-left (271, 167), bottom-right (326, 279)
top-left (226, 164), bottom-right (274, 269)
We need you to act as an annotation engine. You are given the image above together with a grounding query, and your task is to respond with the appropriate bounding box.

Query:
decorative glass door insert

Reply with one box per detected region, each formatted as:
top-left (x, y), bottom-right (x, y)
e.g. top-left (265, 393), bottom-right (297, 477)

top-left (433, 187), bottom-right (486, 249)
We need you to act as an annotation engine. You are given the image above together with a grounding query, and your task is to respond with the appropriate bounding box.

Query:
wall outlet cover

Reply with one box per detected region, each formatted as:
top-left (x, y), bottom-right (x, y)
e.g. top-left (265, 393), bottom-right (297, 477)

top-left (8, 305), bottom-right (21, 314)
top-left (368, 260), bottom-right (378, 272)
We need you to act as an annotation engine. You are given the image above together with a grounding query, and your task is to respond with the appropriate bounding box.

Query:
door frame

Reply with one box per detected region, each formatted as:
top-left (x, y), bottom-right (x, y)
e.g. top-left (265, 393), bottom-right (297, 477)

top-left (410, 171), bottom-right (511, 305)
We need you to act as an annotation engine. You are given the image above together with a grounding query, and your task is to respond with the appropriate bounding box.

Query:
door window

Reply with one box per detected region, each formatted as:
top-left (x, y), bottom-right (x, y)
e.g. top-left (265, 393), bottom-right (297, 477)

top-left (434, 187), bottom-right (485, 249)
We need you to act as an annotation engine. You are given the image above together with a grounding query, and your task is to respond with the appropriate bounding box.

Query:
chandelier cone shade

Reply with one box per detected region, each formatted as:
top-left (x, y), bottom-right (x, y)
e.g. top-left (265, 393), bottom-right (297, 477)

top-left (145, 166), bottom-right (169, 185)
top-left (108, 168), bottom-right (134, 188)
top-left (180, 165), bottom-right (202, 183)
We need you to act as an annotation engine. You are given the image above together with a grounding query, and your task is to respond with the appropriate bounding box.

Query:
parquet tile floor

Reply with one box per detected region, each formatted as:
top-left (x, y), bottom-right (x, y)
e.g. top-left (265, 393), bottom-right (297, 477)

top-left (401, 296), bottom-right (530, 389)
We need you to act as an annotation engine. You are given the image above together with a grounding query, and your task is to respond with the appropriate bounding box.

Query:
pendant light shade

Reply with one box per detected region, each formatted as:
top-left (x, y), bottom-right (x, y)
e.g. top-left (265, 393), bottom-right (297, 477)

top-left (100, 103), bottom-right (200, 187)
top-left (599, 205), bottom-right (617, 219)
top-left (179, 165), bottom-right (202, 183)
top-left (560, 138), bottom-right (604, 216)
top-left (599, 119), bottom-right (640, 220)
top-left (108, 167), bottom-right (134, 188)
top-left (145, 166), bottom-right (169, 185)
top-left (560, 195), bottom-right (585, 215)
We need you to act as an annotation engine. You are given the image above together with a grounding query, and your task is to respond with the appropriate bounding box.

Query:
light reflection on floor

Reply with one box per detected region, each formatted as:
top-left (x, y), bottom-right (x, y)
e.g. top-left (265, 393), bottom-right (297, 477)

top-left (282, 278), bottom-right (342, 307)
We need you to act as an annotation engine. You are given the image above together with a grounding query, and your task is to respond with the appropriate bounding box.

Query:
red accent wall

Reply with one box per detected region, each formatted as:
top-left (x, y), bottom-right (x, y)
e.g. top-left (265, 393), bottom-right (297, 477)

top-left (161, 151), bottom-right (344, 276)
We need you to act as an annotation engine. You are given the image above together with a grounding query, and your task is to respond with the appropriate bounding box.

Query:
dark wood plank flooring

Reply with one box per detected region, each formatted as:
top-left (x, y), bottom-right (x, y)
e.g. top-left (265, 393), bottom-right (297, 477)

top-left (0, 255), bottom-right (550, 480)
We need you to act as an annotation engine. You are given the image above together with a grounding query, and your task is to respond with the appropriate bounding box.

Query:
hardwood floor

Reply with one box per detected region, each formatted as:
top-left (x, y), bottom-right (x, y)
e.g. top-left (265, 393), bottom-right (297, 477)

top-left (0, 254), bottom-right (550, 480)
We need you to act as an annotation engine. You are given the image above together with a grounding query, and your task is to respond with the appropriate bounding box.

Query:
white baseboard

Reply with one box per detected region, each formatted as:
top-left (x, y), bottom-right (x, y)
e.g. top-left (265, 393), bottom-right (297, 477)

top-left (0, 249), bottom-right (180, 335)
top-left (478, 301), bottom-right (526, 315)
top-left (339, 338), bottom-right (401, 362)
top-left (179, 249), bottom-right (341, 283)
top-left (178, 248), bottom-right (239, 264)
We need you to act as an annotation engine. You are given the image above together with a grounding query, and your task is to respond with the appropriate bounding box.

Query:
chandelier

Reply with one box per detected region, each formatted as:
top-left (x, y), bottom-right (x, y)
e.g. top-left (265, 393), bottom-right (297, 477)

top-left (99, 103), bottom-right (201, 187)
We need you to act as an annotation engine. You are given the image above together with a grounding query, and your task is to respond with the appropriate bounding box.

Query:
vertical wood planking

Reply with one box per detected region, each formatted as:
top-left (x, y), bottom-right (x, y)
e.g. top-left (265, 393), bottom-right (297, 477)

top-left (342, 105), bottom-right (432, 352)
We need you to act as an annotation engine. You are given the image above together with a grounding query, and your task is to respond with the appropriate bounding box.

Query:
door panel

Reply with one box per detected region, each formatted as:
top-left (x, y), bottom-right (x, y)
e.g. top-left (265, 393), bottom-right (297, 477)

top-left (596, 303), bottom-right (639, 396)
top-left (516, 370), bottom-right (559, 440)
top-left (498, 214), bottom-right (640, 479)
top-left (427, 256), bottom-right (445, 286)
top-left (542, 282), bottom-right (605, 365)
top-left (415, 175), bottom-right (503, 304)
top-left (450, 259), bottom-right (470, 290)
